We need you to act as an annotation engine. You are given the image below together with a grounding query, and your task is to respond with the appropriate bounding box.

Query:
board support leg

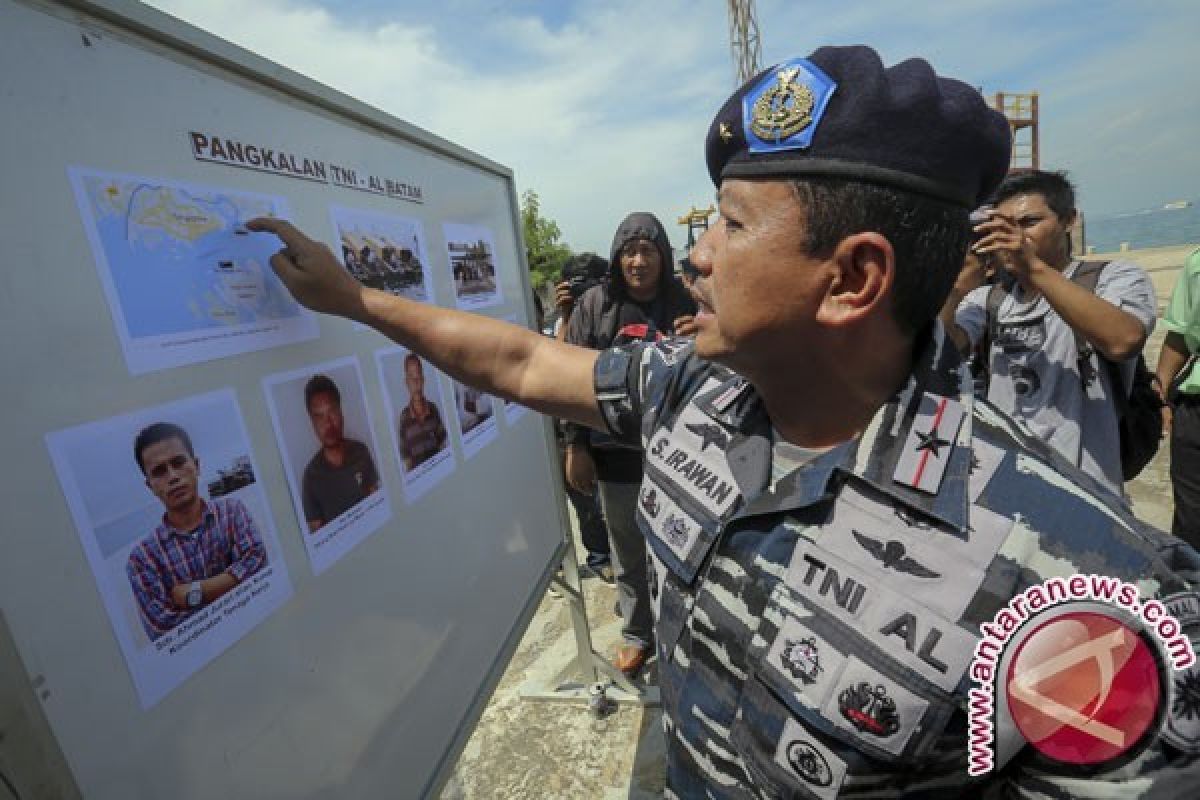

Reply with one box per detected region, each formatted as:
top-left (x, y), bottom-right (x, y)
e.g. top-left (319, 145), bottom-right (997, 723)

top-left (519, 537), bottom-right (660, 708)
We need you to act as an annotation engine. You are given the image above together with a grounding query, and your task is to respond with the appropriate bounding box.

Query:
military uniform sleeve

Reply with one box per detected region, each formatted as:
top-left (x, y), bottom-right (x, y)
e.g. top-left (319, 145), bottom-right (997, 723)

top-left (954, 285), bottom-right (989, 348)
top-left (593, 340), bottom-right (688, 448)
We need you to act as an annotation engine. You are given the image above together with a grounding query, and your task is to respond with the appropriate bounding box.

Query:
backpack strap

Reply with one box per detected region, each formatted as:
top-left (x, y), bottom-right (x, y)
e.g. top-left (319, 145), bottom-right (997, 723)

top-left (1065, 260), bottom-right (1130, 414)
top-left (980, 281), bottom-right (1007, 391)
top-left (1070, 259), bottom-right (1107, 294)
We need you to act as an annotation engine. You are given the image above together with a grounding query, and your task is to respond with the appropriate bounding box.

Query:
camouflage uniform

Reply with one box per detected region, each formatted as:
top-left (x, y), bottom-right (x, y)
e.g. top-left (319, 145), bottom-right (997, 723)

top-left (594, 326), bottom-right (1200, 798)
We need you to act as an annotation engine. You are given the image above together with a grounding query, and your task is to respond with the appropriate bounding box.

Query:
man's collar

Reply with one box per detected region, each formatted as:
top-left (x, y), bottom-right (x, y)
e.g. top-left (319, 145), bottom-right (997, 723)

top-left (160, 499), bottom-right (214, 537)
top-left (709, 323), bottom-right (973, 531)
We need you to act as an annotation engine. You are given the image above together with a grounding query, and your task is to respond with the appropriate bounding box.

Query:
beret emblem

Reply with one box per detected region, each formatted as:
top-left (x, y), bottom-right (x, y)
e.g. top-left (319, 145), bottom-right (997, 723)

top-left (719, 122), bottom-right (733, 143)
top-left (750, 67), bottom-right (815, 141)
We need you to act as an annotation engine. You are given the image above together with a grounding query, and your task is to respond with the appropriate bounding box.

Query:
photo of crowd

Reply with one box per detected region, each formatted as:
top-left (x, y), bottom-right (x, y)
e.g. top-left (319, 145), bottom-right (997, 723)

top-left (331, 207), bottom-right (433, 303)
top-left (443, 223), bottom-right (503, 309)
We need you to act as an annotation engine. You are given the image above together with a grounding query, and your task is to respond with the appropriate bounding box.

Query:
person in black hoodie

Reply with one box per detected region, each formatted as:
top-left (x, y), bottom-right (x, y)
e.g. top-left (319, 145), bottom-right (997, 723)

top-left (563, 212), bottom-right (696, 676)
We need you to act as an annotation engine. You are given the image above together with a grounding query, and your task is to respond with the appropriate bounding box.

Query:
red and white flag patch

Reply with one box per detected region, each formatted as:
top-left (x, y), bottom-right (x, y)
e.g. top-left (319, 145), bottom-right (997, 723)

top-left (892, 392), bottom-right (965, 494)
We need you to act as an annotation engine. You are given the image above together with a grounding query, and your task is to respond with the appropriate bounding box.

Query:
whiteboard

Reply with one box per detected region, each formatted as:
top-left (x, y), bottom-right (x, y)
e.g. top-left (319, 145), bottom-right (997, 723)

top-left (0, 1), bottom-right (567, 797)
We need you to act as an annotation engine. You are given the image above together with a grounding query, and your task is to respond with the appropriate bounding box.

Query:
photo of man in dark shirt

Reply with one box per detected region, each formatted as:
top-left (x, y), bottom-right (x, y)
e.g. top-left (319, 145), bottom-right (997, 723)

top-left (300, 374), bottom-right (380, 532)
top-left (397, 353), bottom-right (448, 470)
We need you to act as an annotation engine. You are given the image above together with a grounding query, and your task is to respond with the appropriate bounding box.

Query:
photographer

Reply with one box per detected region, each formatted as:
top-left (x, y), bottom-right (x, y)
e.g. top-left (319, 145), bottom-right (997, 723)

top-left (942, 171), bottom-right (1158, 496)
top-left (938, 212), bottom-right (998, 399)
top-left (562, 212), bottom-right (695, 676)
top-left (551, 253), bottom-right (614, 582)
top-left (553, 252), bottom-right (608, 341)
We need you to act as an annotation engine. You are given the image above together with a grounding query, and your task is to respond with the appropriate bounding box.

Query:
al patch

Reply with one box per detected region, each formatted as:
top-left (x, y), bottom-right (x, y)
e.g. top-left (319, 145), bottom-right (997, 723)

top-left (772, 718), bottom-right (848, 800)
top-left (782, 544), bottom-right (977, 693)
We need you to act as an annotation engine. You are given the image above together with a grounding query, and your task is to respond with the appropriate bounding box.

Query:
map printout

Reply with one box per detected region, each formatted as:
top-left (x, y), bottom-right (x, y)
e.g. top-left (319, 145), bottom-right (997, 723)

top-left (69, 167), bottom-right (318, 374)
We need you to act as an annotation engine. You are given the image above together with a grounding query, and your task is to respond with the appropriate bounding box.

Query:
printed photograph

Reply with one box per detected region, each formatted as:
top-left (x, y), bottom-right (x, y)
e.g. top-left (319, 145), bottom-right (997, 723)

top-left (45, 389), bottom-right (293, 708)
top-left (330, 206), bottom-right (434, 304)
top-left (376, 347), bottom-right (457, 502)
top-left (442, 222), bottom-right (503, 310)
top-left (450, 377), bottom-right (499, 459)
top-left (68, 166), bottom-right (318, 374)
top-left (263, 356), bottom-right (392, 574)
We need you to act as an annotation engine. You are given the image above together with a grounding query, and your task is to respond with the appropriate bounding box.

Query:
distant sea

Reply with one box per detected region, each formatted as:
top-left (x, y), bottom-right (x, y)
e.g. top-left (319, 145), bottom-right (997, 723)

top-left (95, 502), bottom-right (163, 560)
top-left (1086, 200), bottom-right (1200, 253)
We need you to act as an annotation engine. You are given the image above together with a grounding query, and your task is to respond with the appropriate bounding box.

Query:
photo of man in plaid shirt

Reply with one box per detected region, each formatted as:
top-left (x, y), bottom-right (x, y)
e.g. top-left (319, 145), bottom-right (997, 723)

top-left (125, 422), bottom-right (267, 641)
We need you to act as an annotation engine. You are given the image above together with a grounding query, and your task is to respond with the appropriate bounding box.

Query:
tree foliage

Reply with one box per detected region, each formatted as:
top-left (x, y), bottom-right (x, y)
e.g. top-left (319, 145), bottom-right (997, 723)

top-left (520, 189), bottom-right (572, 291)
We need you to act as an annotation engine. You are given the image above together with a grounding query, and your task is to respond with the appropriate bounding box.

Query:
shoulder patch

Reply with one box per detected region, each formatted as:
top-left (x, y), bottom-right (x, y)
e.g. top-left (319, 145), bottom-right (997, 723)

top-left (893, 393), bottom-right (966, 494)
top-left (1162, 591), bottom-right (1200, 754)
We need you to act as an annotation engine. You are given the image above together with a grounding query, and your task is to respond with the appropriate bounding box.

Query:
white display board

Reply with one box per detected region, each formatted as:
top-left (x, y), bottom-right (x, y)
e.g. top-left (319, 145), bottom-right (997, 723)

top-left (0, 1), bottom-right (567, 797)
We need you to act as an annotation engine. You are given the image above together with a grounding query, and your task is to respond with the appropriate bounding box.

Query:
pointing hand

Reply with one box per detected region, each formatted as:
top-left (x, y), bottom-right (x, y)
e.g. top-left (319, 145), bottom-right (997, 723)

top-left (246, 217), bottom-right (363, 317)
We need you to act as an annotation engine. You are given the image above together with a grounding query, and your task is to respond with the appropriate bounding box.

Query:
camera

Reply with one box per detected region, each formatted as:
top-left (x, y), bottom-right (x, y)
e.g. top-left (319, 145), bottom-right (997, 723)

top-left (969, 204), bottom-right (994, 247)
top-left (561, 253), bottom-right (609, 300)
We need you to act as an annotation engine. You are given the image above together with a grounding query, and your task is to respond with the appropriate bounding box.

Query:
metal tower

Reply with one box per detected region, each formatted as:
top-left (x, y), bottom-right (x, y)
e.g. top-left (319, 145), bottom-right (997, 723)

top-left (991, 91), bottom-right (1040, 173)
top-left (727, 0), bottom-right (762, 84)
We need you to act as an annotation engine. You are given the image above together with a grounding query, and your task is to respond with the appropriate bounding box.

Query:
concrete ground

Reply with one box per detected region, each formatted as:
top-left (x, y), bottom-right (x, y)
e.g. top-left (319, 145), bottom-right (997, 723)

top-left (440, 244), bottom-right (1197, 800)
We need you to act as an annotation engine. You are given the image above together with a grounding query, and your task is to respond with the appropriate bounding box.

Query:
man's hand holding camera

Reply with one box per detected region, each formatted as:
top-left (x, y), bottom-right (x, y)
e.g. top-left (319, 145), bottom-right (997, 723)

top-left (973, 210), bottom-right (1045, 291)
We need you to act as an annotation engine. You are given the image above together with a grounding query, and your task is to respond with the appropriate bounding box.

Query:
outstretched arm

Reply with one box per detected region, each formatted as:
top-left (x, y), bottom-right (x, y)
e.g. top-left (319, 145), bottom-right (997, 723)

top-left (248, 218), bottom-right (604, 430)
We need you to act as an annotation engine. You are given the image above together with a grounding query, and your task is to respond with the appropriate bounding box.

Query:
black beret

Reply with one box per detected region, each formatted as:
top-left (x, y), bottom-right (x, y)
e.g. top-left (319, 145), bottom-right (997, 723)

top-left (705, 45), bottom-right (1011, 208)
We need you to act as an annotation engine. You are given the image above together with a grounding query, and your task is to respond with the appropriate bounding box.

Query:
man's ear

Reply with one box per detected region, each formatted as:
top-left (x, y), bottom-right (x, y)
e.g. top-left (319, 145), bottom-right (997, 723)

top-left (816, 232), bottom-right (894, 327)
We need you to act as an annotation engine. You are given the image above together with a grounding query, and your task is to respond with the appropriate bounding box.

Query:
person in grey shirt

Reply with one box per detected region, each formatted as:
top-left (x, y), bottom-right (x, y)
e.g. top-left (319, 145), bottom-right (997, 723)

top-left (301, 373), bottom-right (380, 532)
top-left (941, 171), bottom-right (1157, 495)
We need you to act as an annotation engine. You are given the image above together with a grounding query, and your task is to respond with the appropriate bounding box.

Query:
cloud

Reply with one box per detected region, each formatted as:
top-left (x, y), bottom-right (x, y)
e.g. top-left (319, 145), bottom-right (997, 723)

top-left (147, 0), bottom-right (1200, 251)
top-left (147, 0), bottom-right (729, 254)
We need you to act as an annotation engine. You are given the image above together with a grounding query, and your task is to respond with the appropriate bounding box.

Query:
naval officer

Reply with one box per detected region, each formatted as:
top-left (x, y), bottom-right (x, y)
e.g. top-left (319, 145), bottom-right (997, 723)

top-left (251, 45), bottom-right (1200, 799)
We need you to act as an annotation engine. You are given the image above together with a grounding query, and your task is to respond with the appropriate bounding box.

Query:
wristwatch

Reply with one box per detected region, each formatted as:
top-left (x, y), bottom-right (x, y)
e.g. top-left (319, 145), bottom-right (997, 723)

top-left (185, 582), bottom-right (204, 608)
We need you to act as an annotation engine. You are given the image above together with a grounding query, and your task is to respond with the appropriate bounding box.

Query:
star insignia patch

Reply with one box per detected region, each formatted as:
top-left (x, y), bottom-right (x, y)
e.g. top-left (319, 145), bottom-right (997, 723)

top-left (892, 392), bottom-right (966, 494)
top-left (914, 428), bottom-right (950, 457)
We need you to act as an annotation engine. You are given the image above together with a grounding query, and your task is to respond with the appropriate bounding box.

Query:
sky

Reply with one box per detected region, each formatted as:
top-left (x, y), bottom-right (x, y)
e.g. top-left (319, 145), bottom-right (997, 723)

top-left (144, 0), bottom-right (1200, 256)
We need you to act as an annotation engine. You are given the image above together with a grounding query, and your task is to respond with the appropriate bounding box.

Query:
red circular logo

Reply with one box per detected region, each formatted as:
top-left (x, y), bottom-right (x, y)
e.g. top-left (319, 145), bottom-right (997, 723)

top-left (1006, 611), bottom-right (1162, 765)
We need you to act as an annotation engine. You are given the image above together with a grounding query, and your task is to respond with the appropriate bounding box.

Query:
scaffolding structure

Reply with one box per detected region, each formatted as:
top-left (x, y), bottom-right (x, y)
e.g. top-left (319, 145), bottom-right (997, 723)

top-left (726, 0), bottom-right (762, 85)
top-left (992, 91), bottom-right (1040, 172)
